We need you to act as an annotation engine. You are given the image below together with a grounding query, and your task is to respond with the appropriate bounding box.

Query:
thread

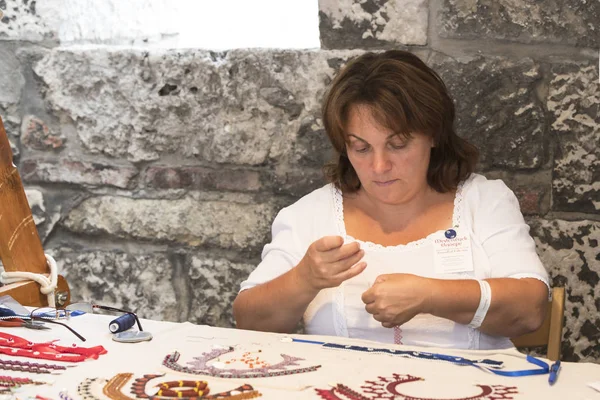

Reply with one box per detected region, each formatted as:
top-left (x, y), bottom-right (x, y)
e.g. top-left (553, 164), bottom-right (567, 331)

top-left (109, 314), bottom-right (136, 333)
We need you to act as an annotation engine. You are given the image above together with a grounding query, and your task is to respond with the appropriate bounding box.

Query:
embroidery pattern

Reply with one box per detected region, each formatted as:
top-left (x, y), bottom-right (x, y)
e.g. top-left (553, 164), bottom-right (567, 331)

top-left (393, 326), bottom-right (403, 345)
top-left (316, 373), bottom-right (519, 400)
top-left (163, 348), bottom-right (321, 378)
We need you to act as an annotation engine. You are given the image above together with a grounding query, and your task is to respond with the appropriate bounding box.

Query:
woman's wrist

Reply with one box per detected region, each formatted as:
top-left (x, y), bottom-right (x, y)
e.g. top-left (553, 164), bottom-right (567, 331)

top-left (422, 277), bottom-right (441, 315)
top-left (291, 260), bottom-right (320, 296)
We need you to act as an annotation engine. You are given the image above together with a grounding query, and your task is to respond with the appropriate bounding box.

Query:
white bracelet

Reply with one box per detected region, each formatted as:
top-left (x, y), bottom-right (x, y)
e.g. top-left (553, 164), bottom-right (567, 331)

top-left (468, 280), bottom-right (492, 329)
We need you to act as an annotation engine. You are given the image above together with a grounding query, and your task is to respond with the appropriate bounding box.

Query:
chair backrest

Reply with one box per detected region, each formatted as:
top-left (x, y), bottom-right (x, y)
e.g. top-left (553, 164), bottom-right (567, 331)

top-left (0, 115), bottom-right (70, 307)
top-left (511, 286), bottom-right (565, 361)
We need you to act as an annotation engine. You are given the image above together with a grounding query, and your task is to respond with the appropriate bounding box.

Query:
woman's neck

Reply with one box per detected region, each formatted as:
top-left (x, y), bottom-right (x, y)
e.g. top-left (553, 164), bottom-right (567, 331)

top-left (351, 185), bottom-right (443, 233)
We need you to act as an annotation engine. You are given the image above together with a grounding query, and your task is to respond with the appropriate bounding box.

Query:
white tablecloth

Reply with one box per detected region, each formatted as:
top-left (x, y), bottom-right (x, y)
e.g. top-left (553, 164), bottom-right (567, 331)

top-left (2, 313), bottom-right (599, 399)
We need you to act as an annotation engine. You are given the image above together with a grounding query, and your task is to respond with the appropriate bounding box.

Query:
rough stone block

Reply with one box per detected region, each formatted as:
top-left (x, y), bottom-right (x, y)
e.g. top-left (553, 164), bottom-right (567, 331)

top-left (0, 0), bottom-right (53, 41)
top-left (62, 194), bottom-right (277, 251)
top-left (33, 49), bottom-right (335, 164)
top-left (531, 219), bottom-right (600, 362)
top-left (48, 248), bottom-right (180, 322)
top-left (268, 168), bottom-right (327, 199)
top-left (432, 55), bottom-right (545, 170)
top-left (0, 44), bottom-right (24, 103)
top-left (143, 166), bottom-right (261, 192)
top-left (514, 186), bottom-right (547, 216)
top-left (319, 0), bottom-right (428, 49)
top-left (439, 0), bottom-right (600, 48)
top-left (21, 159), bottom-right (138, 189)
top-left (20, 115), bottom-right (65, 150)
top-left (548, 62), bottom-right (599, 213)
top-left (187, 255), bottom-right (256, 327)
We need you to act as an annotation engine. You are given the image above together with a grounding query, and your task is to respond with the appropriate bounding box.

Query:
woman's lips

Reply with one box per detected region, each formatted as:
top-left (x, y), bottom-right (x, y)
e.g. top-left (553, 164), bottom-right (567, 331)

top-left (373, 179), bottom-right (397, 187)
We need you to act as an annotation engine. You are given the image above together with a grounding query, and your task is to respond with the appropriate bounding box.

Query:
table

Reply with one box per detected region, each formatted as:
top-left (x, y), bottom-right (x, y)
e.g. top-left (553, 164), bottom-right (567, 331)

top-left (2, 313), bottom-right (599, 399)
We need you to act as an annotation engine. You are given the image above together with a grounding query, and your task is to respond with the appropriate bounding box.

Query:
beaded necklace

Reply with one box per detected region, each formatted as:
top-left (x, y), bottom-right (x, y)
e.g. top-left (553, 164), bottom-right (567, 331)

top-left (77, 377), bottom-right (108, 400)
top-left (155, 380), bottom-right (209, 397)
top-left (131, 375), bottom-right (260, 400)
top-left (313, 341), bottom-right (503, 369)
top-left (130, 374), bottom-right (165, 399)
top-left (103, 373), bottom-right (135, 400)
top-left (58, 391), bottom-right (75, 400)
top-left (0, 375), bottom-right (46, 387)
top-left (163, 347), bottom-right (321, 378)
top-left (0, 358), bottom-right (68, 374)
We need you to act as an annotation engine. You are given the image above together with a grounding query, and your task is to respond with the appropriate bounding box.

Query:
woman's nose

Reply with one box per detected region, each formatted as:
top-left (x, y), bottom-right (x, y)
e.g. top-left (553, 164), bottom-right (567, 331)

top-left (372, 151), bottom-right (391, 173)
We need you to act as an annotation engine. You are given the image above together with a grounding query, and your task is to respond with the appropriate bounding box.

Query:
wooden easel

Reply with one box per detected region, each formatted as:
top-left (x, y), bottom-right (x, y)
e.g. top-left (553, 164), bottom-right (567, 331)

top-left (0, 116), bottom-right (70, 307)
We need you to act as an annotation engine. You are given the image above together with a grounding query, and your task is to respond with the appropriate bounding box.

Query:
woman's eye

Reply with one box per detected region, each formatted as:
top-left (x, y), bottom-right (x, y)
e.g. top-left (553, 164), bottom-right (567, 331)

top-left (349, 142), bottom-right (369, 153)
top-left (389, 142), bottom-right (406, 150)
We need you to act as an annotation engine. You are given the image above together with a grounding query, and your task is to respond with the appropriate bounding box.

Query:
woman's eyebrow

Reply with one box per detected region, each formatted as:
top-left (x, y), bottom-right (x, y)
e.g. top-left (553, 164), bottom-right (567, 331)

top-left (347, 133), bottom-right (368, 143)
top-left (347, 133), bottom-right (404, 142)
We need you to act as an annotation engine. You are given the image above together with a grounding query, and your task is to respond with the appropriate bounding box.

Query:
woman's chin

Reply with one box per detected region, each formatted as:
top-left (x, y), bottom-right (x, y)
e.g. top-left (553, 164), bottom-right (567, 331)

top-left (365, 187), bottom-right (407, 205)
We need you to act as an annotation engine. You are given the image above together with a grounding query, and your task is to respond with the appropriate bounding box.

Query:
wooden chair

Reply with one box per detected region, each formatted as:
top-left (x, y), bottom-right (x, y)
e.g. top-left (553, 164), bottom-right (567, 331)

top-left (511, 286), bottom-right (565, 361)
top-left (0, 115), bottom-right (70, 307)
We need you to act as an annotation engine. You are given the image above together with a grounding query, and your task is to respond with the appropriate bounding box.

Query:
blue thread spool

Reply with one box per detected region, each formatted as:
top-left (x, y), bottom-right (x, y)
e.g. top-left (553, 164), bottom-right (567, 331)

top-left (109, 313), bottom-right (136, 333)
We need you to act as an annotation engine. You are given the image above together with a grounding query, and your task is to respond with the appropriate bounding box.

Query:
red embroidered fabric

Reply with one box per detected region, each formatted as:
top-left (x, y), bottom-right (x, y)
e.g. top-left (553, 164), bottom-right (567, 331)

top-left (0, 332), bottom-right (107, 362)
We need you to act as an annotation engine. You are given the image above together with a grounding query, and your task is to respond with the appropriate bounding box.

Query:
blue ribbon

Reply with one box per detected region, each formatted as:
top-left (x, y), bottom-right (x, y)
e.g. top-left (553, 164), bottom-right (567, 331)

top-left (488, 355), bottom-right (549, 377)
top-left (292, 338), bottom-right (549, 377)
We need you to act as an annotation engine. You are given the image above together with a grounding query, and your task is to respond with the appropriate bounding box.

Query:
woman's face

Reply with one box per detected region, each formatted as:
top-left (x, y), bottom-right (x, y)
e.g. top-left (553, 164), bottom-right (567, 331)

top-left (345, 104), bottom-right (433, 205)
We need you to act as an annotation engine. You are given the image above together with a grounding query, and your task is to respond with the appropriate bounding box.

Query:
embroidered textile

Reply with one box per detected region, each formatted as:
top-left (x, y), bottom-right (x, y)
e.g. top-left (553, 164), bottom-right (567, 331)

top-left (316, 373), bottom-right (519, 400)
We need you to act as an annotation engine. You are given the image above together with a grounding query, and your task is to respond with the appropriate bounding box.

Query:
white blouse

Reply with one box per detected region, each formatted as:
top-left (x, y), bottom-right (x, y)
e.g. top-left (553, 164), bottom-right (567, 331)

top-left (240, 174), bottom-right (550, 350)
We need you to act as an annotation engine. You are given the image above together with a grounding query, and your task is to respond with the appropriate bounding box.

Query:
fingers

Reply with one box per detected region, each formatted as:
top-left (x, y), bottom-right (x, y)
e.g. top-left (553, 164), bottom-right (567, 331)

top-left (364, 302), bottom-right (377, 314)
top-left (314, 238), bottom-right (361, 262)
top-left (361, 287), bottom-right (375, 304)
top-left (313, 236), bottom-right (345, 252)
top-left (328, 248), bottom-right (364, 276)
top-left (331, 260), bottom-right (367, 284)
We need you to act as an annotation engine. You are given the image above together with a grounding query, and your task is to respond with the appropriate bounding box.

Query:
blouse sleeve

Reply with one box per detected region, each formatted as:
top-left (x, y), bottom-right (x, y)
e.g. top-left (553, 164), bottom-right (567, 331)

top-left (471, 179), bottom-right (550, 291)
top-left (239, 205), bottom-right (306, 292)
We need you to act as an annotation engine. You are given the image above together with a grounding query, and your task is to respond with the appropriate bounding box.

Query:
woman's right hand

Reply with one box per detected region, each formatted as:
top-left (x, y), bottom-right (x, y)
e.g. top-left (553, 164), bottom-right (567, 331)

top-left (295, 236), bottom-right (366, 292)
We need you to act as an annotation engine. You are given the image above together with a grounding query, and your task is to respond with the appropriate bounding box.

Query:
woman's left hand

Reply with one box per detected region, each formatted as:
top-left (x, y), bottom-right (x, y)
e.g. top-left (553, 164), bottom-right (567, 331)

top-left (362, 273), bottom-right (434, 328)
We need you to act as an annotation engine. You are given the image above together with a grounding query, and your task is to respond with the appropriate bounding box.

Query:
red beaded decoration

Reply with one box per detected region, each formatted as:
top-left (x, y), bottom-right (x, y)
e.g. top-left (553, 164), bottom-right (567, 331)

top-left (0, 332), bottom-right (107, 362)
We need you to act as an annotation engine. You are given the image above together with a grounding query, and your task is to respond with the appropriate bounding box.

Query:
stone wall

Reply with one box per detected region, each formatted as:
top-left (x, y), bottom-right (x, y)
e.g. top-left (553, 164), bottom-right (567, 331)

top-left (1, 0), bottom-right (598, 362)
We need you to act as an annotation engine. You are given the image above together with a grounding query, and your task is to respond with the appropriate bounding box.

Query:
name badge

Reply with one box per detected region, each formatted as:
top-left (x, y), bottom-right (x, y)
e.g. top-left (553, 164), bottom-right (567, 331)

top-left (432, 228), bottom-right (474, 274)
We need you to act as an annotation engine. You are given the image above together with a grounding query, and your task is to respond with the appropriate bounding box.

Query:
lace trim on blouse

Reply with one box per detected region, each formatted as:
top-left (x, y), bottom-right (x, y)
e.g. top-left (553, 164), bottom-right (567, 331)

top-left (332, 175), bottom-right (472, 251)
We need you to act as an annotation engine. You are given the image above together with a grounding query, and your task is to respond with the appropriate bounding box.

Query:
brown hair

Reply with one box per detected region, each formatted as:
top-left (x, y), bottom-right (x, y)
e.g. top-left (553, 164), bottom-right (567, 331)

top-left (322, 50), bottom-right (479, 193)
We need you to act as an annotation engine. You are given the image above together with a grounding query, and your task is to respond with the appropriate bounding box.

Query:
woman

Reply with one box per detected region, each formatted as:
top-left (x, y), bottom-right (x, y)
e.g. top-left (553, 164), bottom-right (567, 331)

top-left (233, 50), bottom-right (549, 350)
